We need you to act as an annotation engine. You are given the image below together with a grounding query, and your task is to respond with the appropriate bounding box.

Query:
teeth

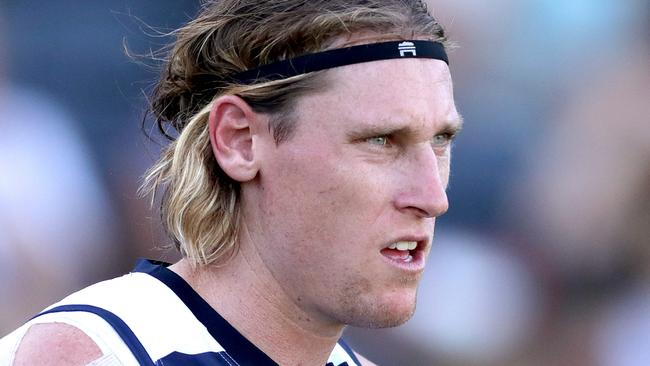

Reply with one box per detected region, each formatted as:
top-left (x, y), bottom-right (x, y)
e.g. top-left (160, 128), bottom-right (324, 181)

top-left (388, 241), bottom-right (417, 251)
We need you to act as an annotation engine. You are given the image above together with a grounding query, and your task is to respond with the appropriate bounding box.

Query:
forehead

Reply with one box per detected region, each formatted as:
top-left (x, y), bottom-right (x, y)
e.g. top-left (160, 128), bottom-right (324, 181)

top-left (295, 58), bottom-right (459, 135)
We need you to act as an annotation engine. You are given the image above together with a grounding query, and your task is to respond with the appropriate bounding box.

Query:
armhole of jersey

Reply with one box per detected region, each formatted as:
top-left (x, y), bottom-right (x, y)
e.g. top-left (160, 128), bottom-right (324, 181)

top-left (338, 338), bottom-right (362, 366)
top-left (33, 305), bottom-right (155, 366)
top-left (1, 312), bottom-right (133, 366)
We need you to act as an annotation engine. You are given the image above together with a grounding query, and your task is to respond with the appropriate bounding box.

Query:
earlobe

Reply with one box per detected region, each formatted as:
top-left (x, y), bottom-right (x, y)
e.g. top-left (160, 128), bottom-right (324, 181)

top-left (208, 95), bottom-right (260, 182)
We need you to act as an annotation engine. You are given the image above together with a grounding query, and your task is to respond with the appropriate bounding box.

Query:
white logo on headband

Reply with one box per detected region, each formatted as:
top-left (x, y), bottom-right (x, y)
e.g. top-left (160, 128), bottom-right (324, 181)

top-left (398, 41), bottom-right (417, 57)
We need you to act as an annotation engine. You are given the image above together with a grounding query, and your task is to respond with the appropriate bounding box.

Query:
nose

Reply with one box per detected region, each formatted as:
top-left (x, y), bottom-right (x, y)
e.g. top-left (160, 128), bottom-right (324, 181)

top-left (394, 146), bottom-right (449, 218)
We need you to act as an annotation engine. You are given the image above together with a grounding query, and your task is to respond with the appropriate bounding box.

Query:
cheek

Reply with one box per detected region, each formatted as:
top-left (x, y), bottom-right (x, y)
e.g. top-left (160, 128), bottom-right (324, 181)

top-left (262, 151), bottom-right (388, 245)
top-left (257, 158), bottom-right (387, 288)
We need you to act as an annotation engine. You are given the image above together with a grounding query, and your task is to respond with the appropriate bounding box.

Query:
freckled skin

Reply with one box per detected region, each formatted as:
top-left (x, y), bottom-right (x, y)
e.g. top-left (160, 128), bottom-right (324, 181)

top-left (14, 323), bottom-right (102, 365)
top-left (242, 57), bottom-right (461, 329)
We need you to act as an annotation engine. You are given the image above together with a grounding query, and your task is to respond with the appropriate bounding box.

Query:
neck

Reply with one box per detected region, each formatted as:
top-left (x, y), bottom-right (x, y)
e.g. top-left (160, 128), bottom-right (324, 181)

top-left (170, 237), bottom-right (344, 365)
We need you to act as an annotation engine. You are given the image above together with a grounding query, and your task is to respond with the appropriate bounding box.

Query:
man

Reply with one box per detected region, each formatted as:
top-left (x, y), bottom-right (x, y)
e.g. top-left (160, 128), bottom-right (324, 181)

top-left (0, 0), bottom-right (462, 365)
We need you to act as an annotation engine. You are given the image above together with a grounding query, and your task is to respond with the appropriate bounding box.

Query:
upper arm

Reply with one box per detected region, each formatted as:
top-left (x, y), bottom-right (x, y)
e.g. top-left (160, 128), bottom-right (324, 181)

top-left (13, 322), bottom-right (103, 366)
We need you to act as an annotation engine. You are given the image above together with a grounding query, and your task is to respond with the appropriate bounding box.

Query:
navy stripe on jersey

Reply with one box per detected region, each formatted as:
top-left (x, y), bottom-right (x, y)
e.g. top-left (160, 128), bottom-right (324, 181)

top-left (34, 304), bottom-right (156, 366)
top-left (155, 351), bottom-right (234, 366)
top-left (135, 259), bottom-right (277, 366)
top-left (338, 339), bottom-right (361, 366)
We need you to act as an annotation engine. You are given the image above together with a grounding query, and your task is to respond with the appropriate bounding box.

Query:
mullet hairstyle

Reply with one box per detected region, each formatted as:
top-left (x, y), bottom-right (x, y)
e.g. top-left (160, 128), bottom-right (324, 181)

top-left (140, 0), bottom-right (449, 266)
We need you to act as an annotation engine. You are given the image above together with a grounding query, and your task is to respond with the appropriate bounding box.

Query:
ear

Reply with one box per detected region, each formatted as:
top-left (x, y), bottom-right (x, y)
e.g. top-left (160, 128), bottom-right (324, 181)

top-left (208, 95), bottom-right (260, 182)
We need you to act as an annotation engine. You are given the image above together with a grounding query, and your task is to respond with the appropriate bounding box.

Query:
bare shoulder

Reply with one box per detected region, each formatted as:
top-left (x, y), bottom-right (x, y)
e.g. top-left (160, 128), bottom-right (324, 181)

top-left (13, 322), bottom-right (102, 366)
top-left (355, 351), bottom-right (378, 366)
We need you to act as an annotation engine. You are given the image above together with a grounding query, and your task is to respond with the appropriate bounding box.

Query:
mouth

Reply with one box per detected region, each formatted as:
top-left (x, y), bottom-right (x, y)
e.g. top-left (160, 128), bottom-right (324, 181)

top-left (380, 237), bottom-right (429, 272)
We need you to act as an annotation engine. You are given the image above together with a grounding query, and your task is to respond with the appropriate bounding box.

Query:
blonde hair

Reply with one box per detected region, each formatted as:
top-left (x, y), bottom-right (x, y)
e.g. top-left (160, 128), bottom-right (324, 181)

top-left (140, 0), bottom-right (449, 266)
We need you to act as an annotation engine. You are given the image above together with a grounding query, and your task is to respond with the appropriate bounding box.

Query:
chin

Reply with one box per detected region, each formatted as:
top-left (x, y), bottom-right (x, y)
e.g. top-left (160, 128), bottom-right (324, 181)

top-left (341, 289), bottom-right (419, 329)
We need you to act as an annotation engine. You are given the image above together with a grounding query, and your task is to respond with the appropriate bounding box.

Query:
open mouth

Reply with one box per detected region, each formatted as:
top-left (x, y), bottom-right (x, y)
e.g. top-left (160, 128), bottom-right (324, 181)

top-left (380, 241), bottom-right (418, 262)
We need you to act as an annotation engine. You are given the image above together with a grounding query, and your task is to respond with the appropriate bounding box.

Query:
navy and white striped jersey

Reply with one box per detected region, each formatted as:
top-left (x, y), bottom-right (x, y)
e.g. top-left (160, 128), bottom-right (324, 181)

top-left (0, 259), bottom-right (361, 366)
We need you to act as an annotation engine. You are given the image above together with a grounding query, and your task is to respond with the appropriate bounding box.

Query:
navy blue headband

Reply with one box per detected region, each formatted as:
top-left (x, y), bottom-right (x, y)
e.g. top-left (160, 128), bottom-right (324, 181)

top-left (232, 40), bottom-right (448, 84)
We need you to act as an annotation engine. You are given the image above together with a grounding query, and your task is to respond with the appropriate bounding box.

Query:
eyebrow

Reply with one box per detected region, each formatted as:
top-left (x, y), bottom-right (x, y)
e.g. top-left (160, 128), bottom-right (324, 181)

top-left (346, 115), bottom-right (464, 140)
top-left (445, 115), bottom-right (464, 135)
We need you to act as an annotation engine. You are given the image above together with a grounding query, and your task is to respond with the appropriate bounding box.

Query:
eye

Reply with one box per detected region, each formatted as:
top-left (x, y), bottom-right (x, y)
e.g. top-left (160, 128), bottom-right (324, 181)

top-left (366, 136), bottom-right (389, 146)
top-left (431, 133), bottom-right (454, 148)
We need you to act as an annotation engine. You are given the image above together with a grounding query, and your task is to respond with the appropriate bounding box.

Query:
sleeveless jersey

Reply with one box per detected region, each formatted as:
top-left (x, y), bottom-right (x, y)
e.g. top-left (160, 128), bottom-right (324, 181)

top-left (0, 259), bottom-right (361, 366)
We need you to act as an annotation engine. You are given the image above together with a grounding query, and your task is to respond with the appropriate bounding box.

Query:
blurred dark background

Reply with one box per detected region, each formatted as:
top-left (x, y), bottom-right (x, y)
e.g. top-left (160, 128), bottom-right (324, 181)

top-left (1, 1), bottom-right (649, 365)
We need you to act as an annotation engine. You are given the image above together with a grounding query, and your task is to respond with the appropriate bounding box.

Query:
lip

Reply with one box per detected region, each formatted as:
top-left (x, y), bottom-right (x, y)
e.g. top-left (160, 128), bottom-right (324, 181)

top-left (380, 235), bottom-right (431, 273)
